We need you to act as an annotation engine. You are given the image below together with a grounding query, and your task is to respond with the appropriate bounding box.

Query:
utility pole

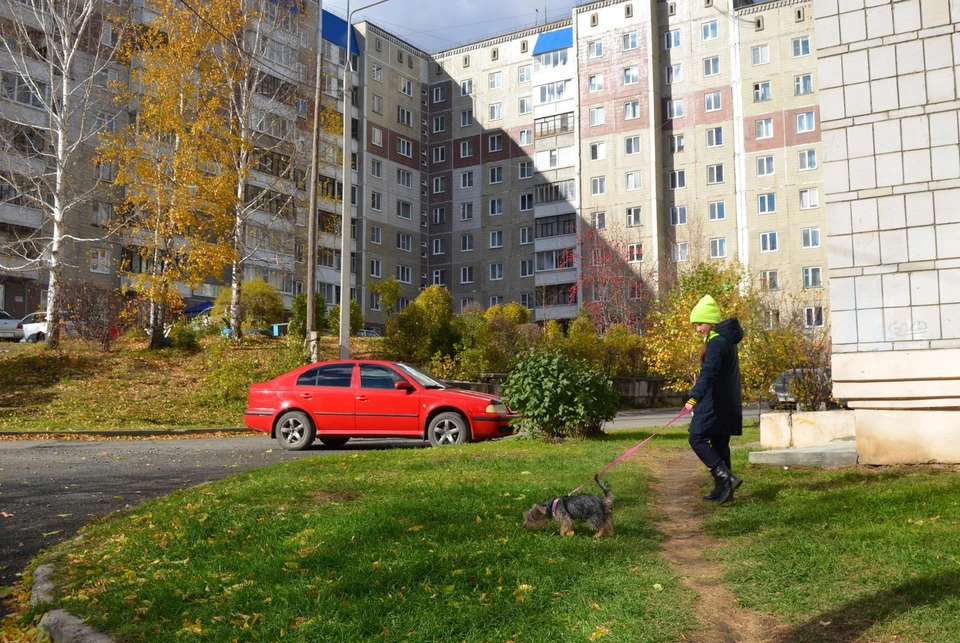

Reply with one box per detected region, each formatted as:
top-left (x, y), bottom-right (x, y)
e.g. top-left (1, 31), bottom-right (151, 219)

top-left (305, 0), bottom-right (323, 362)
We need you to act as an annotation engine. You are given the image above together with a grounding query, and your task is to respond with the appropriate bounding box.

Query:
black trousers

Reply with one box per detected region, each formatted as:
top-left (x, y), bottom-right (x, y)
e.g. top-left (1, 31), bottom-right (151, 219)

top-left (689, 433), bottom-right (731, 470)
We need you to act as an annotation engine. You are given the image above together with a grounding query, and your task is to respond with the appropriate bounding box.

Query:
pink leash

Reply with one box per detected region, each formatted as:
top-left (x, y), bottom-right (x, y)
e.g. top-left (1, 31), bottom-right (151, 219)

top-left (565, 406), bottom-right (692, 497)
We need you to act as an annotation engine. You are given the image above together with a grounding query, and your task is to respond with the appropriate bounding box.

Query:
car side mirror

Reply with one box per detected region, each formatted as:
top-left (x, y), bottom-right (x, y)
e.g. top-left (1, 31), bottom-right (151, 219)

top-left (394, 381), bottom-right (414, 392)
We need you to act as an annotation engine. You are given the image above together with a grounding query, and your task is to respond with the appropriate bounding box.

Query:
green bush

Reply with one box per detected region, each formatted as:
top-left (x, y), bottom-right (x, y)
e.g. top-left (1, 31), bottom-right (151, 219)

top-left (201, 336), bottom-right (306, 403)
top-left (287, 293), bottom-right (326, 340)
top-left (327, 299), bottom-right (364, 337)
top-left (501, 347), bottom-right (620, 439)
top-left (212, 279), bottom-right (284, 332)
top-left (168, 320), bottom-right (199, 351)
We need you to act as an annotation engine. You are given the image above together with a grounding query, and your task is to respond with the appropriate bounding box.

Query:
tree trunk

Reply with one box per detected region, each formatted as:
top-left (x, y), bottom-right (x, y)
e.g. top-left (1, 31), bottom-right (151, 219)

top-left (230, 257), bottom-right (242, 339)
top-left (44, 216), bottom-right (63, 348)
top-left (149, 299), bottom-right (166, 350)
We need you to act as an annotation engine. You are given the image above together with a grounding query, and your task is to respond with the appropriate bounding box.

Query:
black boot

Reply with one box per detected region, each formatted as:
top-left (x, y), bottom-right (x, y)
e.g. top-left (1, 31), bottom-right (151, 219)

top-left (703, 477), bottom-right (722, 501)
top-left (709, 463), bottom-right (742, 504)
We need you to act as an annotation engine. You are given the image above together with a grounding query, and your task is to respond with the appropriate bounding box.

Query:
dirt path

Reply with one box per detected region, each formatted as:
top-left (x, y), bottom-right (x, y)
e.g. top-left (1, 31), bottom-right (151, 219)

top-left (646, 449), bottom-right (789, 643)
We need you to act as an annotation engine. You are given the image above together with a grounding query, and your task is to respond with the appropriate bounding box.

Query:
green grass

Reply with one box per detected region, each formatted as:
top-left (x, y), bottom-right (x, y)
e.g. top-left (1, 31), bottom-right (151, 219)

top-left (704, 463), bottom-right (960, 642)
top-left (43, 435), bottom-right (696, 642)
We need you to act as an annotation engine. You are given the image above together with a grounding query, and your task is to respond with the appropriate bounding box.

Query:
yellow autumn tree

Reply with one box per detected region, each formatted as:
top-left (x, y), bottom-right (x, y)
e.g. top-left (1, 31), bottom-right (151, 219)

top-left (99, 0), bottom-right (237, 348)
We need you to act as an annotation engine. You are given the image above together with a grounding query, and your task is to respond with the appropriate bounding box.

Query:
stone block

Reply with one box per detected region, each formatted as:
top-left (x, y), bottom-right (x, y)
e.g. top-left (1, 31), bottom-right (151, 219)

top-left (821, 87), bottom-right (847, 121)
top-left (827, 201), bottom-right (853, 234)
top-left (907, 226), bottom-right (938, 260)
top-left (842, 50), bottom-right (871, 84)
top-left (910, 271), bottom-right (941, 306)
top-left (857, 307), bottom-right (886, 341)
top-left (851, 197), bottom-right (879, 231)
top-left (898, 73), bottom-right (928, 108)
top-left (828, 234), bottom-right (855, 268)
top-left (884, 306), bottom-right (913, 340)
top-left (853, 231), bottom-right (882, 266)
top-left (905, 191), bottom-right (935, 226)
top-left (838, 0), bottom-right (864, 12)
top-left (938, 223), bottom-right (960, 258)
top-left (814, 0), bottom-right (840, 17)
top-left (831, 276), bottom-right (857, 311)
top-left (930, 111), bottom-right (959, 146)
top-left (750, 440), bottom-right (859, 468)
top-left (873, 118), bottom-right (902, 153)
top-left (868, 45), bottom-right (898, 79)
top-left (855, 273), bottom-right (883, 307)
top-left (902, 148), bottom-right (933, 183)
top-left (924, 35), bottom-right (953, 70)
top-left (880, 229), bottom-right (910, 265)
top-left (939, 268), bottom-right (960, 302)
top-left (871, 78), bottom-right (900, 112)
top-left (832, 309), bottom-right (860, 342)
top-left (926, 68), bottom-right (956, 104)
top-left (866, 4), bottom-right (895, 38)
top-left (760, 412), bottom-right (792, 449)
top-left (932, 145), bottom-right (960, 181)
top-left (901, 115), bottom-right (930, 150)
top-left (818, 16), bottom-right (842, 48)
top-left (911, 305), bottom-right (941, 339)
top-left (893, 0), bottom-right (922, 34)
top-left (792, 411), bottom-right (858, 448)
top-left (845, 82), bottom-right (873, 117)
top-left (823, 128), bottom-right (848, 161)
top-left (875, 152), bottom-right (904, 186)
top-left (934, 188), bottom-right (960, 223)
top-left (857, 409), bottom-right (960, 464)
top-left (877, 194), bottom-right (906, 229)
top-left (920, 0), bottom-right (951, 27)
top-left (943, 303), bottom-right (960, 338)
top-left (846, 123), bottom-right (874, 157)
top-left (896, 40), bottom-right (925, 74)
top-left (882, 272), bottom-right (911, 307)
top-left (819, 56), bottom-right (845, 89)
top-left (825, 160), bottom-right (851, 193)
top-left (840, 10), bottom-right (868, 43)
top-left (849, 155), bottom-right (878, 189)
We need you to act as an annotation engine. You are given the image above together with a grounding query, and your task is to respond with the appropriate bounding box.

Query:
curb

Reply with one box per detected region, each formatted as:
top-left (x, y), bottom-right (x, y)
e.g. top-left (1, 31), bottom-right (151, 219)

top-left (0, 428), bottom-right (253, 438)
top-left (31, 553), bottom-right (115, 643)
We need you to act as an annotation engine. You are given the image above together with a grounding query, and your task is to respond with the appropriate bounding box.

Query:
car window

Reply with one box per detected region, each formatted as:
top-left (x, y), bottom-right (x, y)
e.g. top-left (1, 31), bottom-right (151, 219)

top-left (360, 364), bottom-right (405, 390)
top-left (0, 311), bottom-right (11, 320)
top-left (296, 364), bottom-right (355, 387)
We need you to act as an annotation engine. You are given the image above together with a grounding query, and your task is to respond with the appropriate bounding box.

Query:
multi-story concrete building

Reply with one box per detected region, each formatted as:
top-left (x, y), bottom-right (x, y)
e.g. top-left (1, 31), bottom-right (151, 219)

top-left (1, 0), bottom-right (827, 337)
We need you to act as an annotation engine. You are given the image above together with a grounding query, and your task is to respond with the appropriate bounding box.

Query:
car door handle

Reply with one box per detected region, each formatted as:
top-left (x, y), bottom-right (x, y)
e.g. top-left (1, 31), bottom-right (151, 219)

top-left (299, 393), bottom-right (312, 399)
top-left (356, 395), bottom-right (368, 402)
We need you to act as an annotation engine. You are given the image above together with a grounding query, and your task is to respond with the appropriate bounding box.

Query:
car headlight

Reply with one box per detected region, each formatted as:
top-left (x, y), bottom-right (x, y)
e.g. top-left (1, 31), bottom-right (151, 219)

top-left (485, 402), bottom-right (508, 414)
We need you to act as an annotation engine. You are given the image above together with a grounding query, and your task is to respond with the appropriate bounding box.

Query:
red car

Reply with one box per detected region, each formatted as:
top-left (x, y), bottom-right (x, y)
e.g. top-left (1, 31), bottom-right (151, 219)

top-left (244, 360), bottom-right (517, 450)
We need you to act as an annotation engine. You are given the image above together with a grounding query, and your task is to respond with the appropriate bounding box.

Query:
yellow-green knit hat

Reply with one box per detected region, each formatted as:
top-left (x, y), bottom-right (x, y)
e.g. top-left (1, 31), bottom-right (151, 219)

top-left (690, 295), bottom-right (721, 325)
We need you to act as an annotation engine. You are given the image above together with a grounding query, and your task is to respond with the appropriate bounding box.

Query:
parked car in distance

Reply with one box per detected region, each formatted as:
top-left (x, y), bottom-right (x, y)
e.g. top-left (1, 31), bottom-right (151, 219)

top-left (770, 368), bottom-right (844, 410)
top-left (0, 310), bottom-right (23, 341)
top-left (356, 328), bottom-right (380, 337)
top-left (18, 311), bottom-right (47, 342)
top-left (244, 360), bottom-right (517, 450)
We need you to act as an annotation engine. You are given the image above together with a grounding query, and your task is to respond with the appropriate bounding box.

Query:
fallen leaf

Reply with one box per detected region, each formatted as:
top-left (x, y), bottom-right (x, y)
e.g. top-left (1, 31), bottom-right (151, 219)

top-left (41, 530), bottom-right (61, 537)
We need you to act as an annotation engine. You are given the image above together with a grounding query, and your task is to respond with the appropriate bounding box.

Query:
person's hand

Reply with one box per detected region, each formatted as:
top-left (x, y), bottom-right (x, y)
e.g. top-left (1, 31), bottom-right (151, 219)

top-left (683, 402), bottom-right (694, 414)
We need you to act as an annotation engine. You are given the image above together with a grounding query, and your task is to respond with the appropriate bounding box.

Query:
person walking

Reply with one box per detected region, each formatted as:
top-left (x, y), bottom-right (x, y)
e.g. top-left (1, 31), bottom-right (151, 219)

top-left (683, 295), bottom-right (744, 504)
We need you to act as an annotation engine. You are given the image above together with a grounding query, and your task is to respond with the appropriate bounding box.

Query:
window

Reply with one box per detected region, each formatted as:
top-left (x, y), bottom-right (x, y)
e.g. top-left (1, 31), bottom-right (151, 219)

top-left (520, 193), bottom-right (533, 211)
top-left (797, 111), bottom-right (816, 133)
top-left (709, 201), bottom-right (726, 221)
top-left (89, 248), bottom-right (110, 274)
top-left (803, 266), bottom-right (823, 289)
top-left (489, 198), bottom-right (503, 215)
top-left (626, 171), bottom-right (642, 190)
top-left (399, 77), bottom-right (413, 96)
top-left (710, 238), bottom-right (727, 258)
top-left (706, 127), bottom-right (723, 147)
top-left (669, 170), bottom-right (685, 190)
top-left (591, 142), bottom-right (606, 160)
top-left (397, 106), bottom-right (412, 127)
top-left (623, 66), bottom-right (639, 85)
top-left (396, 168), bottom-right (412, 188)
top-left (397, 137), bottom-right (412, 157)
top-left (670, 135), bottom-right (685, 153)
top-left (370, 225), bottom-right (382, 244)
top-left (461, 234), bottom-right (474, 251)
top-left (460, 266), bottom-right (474, 284)
top-left (370, 259), bottom-right (382, 277)
top-left (432, 269), bottom-right (445, 286)
top-left (460, 171), bottom-right (474, 189)
top-left (667, 100), bottom-right (684, 119)
top-left (460, 203), bottom-right (474, 220)
top-left (802, 227), bottom-right (821, 248)
top-left (519, 64), bottom-right (532, 82)
top-left (372, 64), bottom-right (383, 82)
top-left (537, 80), bottom-right (571, 103)
top-left (519, 162), bottom-right (533, 179)
top-left (461, 79), bottom-right (473, 96)
top-left (761, 270), bottom-right (779, 291)
top-left (519, 129), bottom-right (532, 145)
top-left (705, 91), bottom-right (721, 112)
top-left (397, 200), bottom-right (412, 219)
top-left (795, 74), bottom-right (813, 95)
top-left (670, 206), bottom-right (687, 225)
top-left (754, 81), bottom-right (771, 102)
top-left (520, 259), bottom-right (534, 277)
top-left (432, 116), bottom-right (445, 133)
top-left (101, 22), bottom-right (118, 48)
top-left (534, 49), bottom-right (568, 71)
top-left (793, 36), bottom-right (810, 57)
top-left (758, 193), bottom-right (776, 213)
top-left (488, 72), bottom-right (502, 90)
top-left (760, 231), bottom-right (778, 253)
top-left (799, 149), bottom-right (817, 171)
top-left (433, 207), bottom-right (445, 224)
top-left (757, 156), bottom-right (774, 176)
top-left (624, 100), bottom-right (640, 120)
top-left (665, 30), bottom-right (680, 49)
top-left (432, 176), bottom-right (446, 193)
top-left (432, 146), bottom-right (446, 163)
top-left (460, 140), bottom-right (474, 157)
top-left (490, 263), bottom-right (503, 281)
top-left (623, 32), bottom-right (639, 50)
top-left (707, 164), bottom-right (724, 184)
top-left (673, 242), bottom-right (689, 262)
top-left (591, 177), bottom-right (606, 195)
top-left (628, 243), bottom-right (643, 263)
top-left (589, 107), bottom-right (605, 126)
top-left (396, 265), bottom-right (412, 283)
top-left (96, 161), bottom-right (115, 182)
top-left (490, 230), bottom-right (503, 248)
top-left (627, 207), bottom-right (642, 227)
top-left (370, 192), bottom-right (383, 211)
top-left (489, 103), bottom-right (502, 121)
top-left (372, 127), bottom-right (383, 146)
top-left (589, 40), bottom-right (603, 58)
top-left (592, 211), bottom-right (606, 229)
top-left (755, 118), bottom-right (773, 139)
top-left (371, 159), bottom-right (382, 177)
top-left (397, 232), bottom-right (413, 252)
top-left (703, 56), bottom-right (720, 77)
top-left (433, 85), bottom-right (445, 103)
top-left (805, 306), bottom-right (824, 328)
top-left (519, 97), bottom-right (532, 114)
top-left (589, 74), bottom-right (604, 92)
top-left (702, 21), bottom-right (718, 40)
top-left (800, 188), bottom-right (819, 209)
top-left (299, 364), bottom-right (355, 388)
top-left (460, 109), bottom-right (473, 127)
top-left (665, 64), bottom-right (682, 84)
top-left (93, 202), bottom-right (112, 226)
top-left (625, 136), bottom-right (640, 155)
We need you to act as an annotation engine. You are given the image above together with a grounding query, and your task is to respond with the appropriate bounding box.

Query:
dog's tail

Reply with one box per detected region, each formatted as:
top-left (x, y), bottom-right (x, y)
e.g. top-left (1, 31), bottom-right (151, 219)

top-left (594, 474), bottom-right (613, 508)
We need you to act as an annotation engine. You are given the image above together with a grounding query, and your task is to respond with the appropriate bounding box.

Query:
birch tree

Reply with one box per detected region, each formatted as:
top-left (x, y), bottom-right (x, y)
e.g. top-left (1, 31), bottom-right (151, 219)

top-left (0, 0), bottom-right (128, 347)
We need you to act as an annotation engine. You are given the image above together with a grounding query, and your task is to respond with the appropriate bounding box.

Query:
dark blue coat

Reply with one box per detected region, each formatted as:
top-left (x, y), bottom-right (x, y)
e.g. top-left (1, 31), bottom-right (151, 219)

top-left (688, 318), bottom-right (744, 436)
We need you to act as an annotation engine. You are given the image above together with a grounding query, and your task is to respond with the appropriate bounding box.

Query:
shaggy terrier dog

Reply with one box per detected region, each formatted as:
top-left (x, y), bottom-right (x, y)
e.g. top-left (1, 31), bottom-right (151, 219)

top-left (522, 476), bottom-right (614, 537)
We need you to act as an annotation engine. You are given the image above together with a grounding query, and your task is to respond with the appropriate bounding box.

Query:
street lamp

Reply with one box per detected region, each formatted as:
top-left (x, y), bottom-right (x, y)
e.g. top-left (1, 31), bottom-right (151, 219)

top-left (339, 0), bottom-right (391, 360)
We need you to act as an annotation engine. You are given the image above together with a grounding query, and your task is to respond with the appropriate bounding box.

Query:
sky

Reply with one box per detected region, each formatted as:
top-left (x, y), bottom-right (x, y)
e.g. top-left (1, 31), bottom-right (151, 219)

top-left (320, 0), bottom-right (580, 53)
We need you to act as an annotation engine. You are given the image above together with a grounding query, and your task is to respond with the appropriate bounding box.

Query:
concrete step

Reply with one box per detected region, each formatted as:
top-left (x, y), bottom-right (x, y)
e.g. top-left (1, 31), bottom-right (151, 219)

top-left (749, 437), bottom-right (858, 469)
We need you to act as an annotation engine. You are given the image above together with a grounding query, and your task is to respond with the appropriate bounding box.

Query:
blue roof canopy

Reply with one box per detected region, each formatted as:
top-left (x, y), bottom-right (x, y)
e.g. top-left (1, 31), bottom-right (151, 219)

top-left (322, 10), bottom-right (360, 56)
top-left (532, 27), bottom-right (573, 55)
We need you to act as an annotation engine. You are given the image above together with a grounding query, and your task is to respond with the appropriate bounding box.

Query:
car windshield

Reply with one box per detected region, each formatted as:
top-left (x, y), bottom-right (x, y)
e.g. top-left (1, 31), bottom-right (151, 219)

top-left (0, 311), bottom-right (11, 320)
top-left (396, 363), bottom-right (446, 389)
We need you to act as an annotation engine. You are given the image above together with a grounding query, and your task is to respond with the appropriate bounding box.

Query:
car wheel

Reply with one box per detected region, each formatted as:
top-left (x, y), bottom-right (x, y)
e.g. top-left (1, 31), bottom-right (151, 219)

top-left (427, 412), bottom-right (470, 446)
top-left (32, 332), bottom-right (44, 344)
top-left (318, 437), bottom-right (350, 448)
top-left (275, 411), bottom-right (316, 451)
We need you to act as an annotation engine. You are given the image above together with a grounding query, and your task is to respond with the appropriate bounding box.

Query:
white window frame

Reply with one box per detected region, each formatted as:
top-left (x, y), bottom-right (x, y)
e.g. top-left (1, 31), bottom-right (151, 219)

top-left (751, 44), bottom-right (769, 66)
top-left (488, 72), bottom-right (503, 90)
top-left (708, 201), bottom-right (725, 221)
top-left (793, 36), bottom-right (811, 57)
top-left (626, 171), bottom-right (642, 191)
top-left (797, 111), bottom-right (816, 133)
top-left (667, 99), bottom-right (684, 119)
top-left (760, 231), bottom-right (779, 253)
top-left (489, 230), bottom-right (503, 248)
top-left (669, 170), bottom-right (685, 190)
top-left (707, 164), bottom-right (724, 184)
top-left (670, 206), bottom-right (687, 226)
top-left (755, 118), bottom-right (773, 140)
top-left (707, 127), bottom-right (723, 147)
top-left (590, 142), bottom-right (606, 161)
top-left (710, 238), bottom-right (727, 259)
top-left (803, 266), bottom-right (823, 289)
top-left (702, 21), bottom-right (718, 41)
top-left (460, 266), bottom-right (474, 284)
top-left (757, 155), bottom-right (775, 176)
top-left (705, 91), bottom-right (721, 112)
top-left (799, 149), bottom-right (817, 171)
top-left (626, 207), bottom-right (642, 227)
top-left (591, 176), bottom-right (606, 196)
top-left (625, 136), bottom-right (640, 155)
top-left (703, 56), bottom-right (720, 77)
top-left (800, 187), bottom-right (819, 209)
top-left (801, 227), bottom-right (821, 248)
top-left (758, 193), bottom-right (776, 214)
